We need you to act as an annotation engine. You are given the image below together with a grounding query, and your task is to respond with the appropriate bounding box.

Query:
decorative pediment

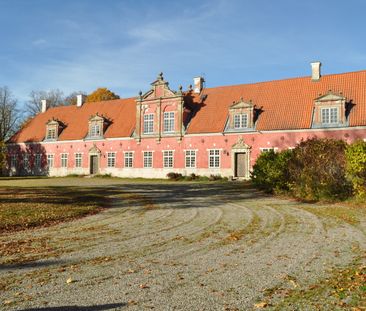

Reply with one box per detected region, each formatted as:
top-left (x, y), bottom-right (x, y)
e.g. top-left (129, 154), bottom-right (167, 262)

top-left (232, 137), bottom-right (251, 149)
top-left (89, 113), bottom-right (105, 122)
top-left (229, 97), bottom-right (254, 110)
top-left (89, 144), bottom-right (101, 154)
top-left (138, 72), bottom-right (179, 101)
top-left (315, 91), bottom-right (346, 102)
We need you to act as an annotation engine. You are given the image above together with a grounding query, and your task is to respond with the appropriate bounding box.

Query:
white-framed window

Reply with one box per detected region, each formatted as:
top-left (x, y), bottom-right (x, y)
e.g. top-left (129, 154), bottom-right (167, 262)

top-left (107, 152), bottom-right (116, 168)
top-left (209, 149), bottom-right (220, 168)
top-left (185, 150), bottom-right (196, 168)
top-left (163, 112), bottom-right (175, 132)
top-left (233, 113), bottom-right (248, 129)
top-left (10, 155), bottom-right (17, 168)
top-left (143, 114), bottom-right (154, 134)
top-left (23, 154), bottom-right (29, 170)
top-left (163, 150), bottom-right (174, 168)
top-left (47, 154), bottom-right (54, 168)
top-left (47, 128), bottom-right (56, 140)
top-left (321, 107), bottom-right (338, 124)
top-left (35, 154), bottom-right (41, 168)
top-left (124, 152), bottom-right (133, 168)
top-left (61, 153), bottom-right (68, 168)
top-left (90, 123), bottom-right (101, 137)
top-left (75, 153), bottom-right (82, 168)
top-left (260, 147), bottom-right (278, 153)
top-left (143, 151), bottom-right (153, 168)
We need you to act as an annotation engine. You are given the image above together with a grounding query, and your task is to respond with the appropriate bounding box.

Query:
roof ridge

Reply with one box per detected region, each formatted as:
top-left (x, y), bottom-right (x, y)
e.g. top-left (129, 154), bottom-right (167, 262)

top-left (204, 69), bottom-right (366, 91)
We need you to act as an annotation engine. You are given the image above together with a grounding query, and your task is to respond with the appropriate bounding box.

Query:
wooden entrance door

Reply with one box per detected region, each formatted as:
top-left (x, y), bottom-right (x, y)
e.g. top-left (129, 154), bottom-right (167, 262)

top-left (90, 155), bottom-right (98, 174)
top-left (235, 152), bottom-right (247, 177)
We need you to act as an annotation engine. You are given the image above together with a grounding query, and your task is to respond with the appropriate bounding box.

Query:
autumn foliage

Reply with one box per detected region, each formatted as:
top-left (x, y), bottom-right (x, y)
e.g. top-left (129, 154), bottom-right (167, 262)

top-left (86, 88), bottom-right (120, 103)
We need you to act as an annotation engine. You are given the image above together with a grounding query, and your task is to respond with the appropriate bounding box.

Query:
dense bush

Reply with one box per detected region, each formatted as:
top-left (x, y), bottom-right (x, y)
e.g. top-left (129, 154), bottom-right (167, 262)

top-left (166, 172), bottom-right (183, 180)
top-left (345, 140), bottom-right (366, 198)
top-left (287, 138), bottom-right (351, 201)
top-left (251, 149), bottom-right (292, 193)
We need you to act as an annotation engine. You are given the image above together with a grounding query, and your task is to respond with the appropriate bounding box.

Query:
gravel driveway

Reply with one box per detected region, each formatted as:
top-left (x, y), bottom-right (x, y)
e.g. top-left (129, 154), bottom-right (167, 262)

top-left (1, 179), bottom-right (365, 310)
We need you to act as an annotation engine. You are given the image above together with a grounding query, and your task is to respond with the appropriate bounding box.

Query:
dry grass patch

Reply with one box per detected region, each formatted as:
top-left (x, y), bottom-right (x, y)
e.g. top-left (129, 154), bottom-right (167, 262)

top-left (0, 187), bottom-right (111, 233)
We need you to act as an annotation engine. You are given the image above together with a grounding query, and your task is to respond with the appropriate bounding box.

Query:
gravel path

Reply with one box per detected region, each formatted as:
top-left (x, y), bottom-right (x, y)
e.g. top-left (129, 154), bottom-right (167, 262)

top-left (1, 180), bottom-right (365, 311)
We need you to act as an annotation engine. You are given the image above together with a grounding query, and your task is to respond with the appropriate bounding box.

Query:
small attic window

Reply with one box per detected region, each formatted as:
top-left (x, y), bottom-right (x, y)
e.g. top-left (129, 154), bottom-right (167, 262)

top-left (87, 113), bottom-right (110, 139)
top-left (45, 119), bottom-right (63, 141)
top-left (321, 107), bottom-right (338, 124)
top-left (233, 113), bottom-right (248, 129)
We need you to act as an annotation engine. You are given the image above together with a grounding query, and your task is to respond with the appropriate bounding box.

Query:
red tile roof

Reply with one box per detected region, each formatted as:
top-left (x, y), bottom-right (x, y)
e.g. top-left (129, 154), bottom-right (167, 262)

top-left (9, 70), bottom-right (366, 143)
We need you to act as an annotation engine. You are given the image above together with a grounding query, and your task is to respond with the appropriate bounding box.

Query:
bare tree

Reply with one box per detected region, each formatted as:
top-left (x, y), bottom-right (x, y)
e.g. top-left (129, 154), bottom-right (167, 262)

top-left (25, 89), bottom-right (65, 117)
top-left (64, 91), bottom-right (86, 106)
top-left (0, 86), bottom-right (21, 141)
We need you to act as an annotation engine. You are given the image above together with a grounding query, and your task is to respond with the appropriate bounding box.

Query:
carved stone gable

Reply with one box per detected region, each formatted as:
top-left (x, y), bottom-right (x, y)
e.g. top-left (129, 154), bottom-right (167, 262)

top-left (232, 137), bottom-right (251, 149)
top-left (315, 91), bottom-right (346, 102)
top-left (89, 145), bottom-right (101, 154)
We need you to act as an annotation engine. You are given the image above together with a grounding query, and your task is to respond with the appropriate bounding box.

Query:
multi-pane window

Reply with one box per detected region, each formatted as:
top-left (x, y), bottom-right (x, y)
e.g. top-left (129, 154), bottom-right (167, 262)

top-left (143, 114), bottom-right (154, 134)
top-left (209, 149), bottom-right (220, 168)
top-left (107, 152), bottom-right (116, 168)
top-left (90, 123), bottom-right (101, 137)
top-left (260, 148), bottom-right (277, 153)
top-left (61, 154), bottom-right (68, 168)
top-left (23, 154), bottom-right (29, 170)
top-left (35, 154), bottom-right (41, 169)
top-left (47, 128), bottom-right (56, 140)
top-left (143, 151), bottom-right (153, 168)
top-left (47, 154), bottom-right (54, 168)
top-left (163, 112), bottom-right (175, 132)
top-left (75, 153), bottom-right (82, 168)
top-left (10, 155), bottom-right (17, 168)
top-left (163, 150), bottom-right (174, 168)
top-left (321, 107), bottom-right (338, 124)
top-left (234, 114), bottom-right (248, 129)
top-left (124, 152), bottom-right (133, 168)
top-left (185, 150), bottom-right (196, 168)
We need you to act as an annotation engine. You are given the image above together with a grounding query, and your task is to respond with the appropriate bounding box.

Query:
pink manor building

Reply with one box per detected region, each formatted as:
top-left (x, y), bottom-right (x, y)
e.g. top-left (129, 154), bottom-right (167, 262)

top-left (6, 62), bottom-right (366, 179)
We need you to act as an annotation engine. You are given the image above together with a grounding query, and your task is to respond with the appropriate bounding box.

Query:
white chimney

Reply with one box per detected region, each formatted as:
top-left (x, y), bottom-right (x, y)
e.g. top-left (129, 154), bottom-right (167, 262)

top-left (76, 94), bottom-right (86, 107)
top-left (193, 76), bottom-right (204, 94)
top-left (311, 61), bottom-right (321, 81)
top-left (41, 99), bottom-right (48, 113)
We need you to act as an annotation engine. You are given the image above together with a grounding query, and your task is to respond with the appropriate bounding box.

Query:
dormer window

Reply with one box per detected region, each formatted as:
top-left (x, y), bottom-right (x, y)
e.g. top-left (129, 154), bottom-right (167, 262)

top-left (87, 113), bottom-right (109, 139)
top-left (225, 98), bottom-right (257, 132)
top-left (143, 114), bottom-right (154, 134)
top-left (233, 113), bottom-right (248, 129)
top-left (321, 107), bottom-right (338, 124)
top-left (312, 91), bottom-right (348, 128)
top-left (45, 118), bottom-right (63, 141)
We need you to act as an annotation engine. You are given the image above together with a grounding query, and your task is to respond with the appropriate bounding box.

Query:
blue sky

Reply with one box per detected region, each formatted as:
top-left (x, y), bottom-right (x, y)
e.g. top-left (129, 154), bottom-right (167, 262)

top-left (1, 0), bottom-right (366, 107)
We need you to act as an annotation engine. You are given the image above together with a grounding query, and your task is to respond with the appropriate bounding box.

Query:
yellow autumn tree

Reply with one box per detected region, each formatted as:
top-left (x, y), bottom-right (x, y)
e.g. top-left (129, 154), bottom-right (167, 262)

top-left (86, 88), bottom-right (120, 103)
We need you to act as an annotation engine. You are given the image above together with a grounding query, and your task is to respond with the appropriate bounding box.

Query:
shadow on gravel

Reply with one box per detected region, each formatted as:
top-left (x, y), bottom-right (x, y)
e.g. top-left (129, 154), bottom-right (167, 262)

top-left (18, 303), bottom-right (127, 310)
top-left (0, 259), bottom-right (67, 271)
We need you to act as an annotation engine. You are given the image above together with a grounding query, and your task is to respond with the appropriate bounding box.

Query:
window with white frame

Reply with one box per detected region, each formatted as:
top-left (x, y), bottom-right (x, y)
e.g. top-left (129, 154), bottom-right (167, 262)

top-left (90, 123), bottom-right (101, 137)
top-left (10, 155), bottom-right (17, 168)
top-left (163, 150), bottom-right (174, 168)
top-left (185, 150), bottom-right (196, 168)
top-left (46, 128), bottom-right (57, 140)
top-left (35, 154), bottom-right (41, 169)
top-left (209, 149), bottom-right (220, 168)
top-left (233, 113), bottom-right (248, 129)
top-left (163, 112), bottom-right (175, 132)
top-left (61, 154), bottom-right (68, 168)
top-left (124, 152), bottom-right (133, 168)
top-left (260, 147), bottom-right (277, 153)
top-left (107, 152), bottom-right (116, 168)
top-left (75, 153), bottom-right (82, 168)
top-left (143, 114), bottom-right (154, 134)
top-left (321, 107), bottom-right (338, 124)
top-left (143, 151), bottom-right (153, 168)
top-left (47, 154), bottom-right (54, 168)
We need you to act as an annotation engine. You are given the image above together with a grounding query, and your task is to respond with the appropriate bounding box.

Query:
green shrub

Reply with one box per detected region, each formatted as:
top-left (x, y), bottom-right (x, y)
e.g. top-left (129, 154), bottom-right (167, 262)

top-left (345, 140), bottom-right (366, 198)
top-left (288, 138), bottom-right (351, 201)
top-left (251, 149), bottom-right (292, 193)
top-left (166, 172), bottom-right (183, 180)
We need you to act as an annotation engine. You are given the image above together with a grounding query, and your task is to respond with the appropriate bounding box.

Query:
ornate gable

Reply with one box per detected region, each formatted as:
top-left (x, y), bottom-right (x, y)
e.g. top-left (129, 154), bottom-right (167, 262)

top-left (229, 98), bottom-right (254, 110)
top-left (232, 137), bottom-right (251, 150)
top-left (140, 72), bottom-right (178, 100)
top-left (44, 118), bottom-right (65, 141)
top-left (225, 97), bottom-right (257, 132)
